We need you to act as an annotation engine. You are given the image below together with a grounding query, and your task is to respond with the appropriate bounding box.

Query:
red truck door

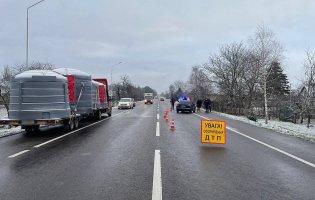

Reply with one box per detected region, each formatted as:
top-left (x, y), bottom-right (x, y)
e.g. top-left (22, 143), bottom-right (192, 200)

top-left (67, 75), bottom-right (76, 103)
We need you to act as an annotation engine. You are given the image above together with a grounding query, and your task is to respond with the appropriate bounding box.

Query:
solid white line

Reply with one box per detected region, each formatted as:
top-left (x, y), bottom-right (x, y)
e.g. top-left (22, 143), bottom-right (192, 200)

top-left (157, 114), bottom-right (160, 120)
top-left (194, 114), bottom-right (315, 168)
top-left (156, 122), bottom-right (160, 137)
top-left (152, 150), bottom-right (162, 200)
top-left (228, 127), bottom-right (315, 168)
top-left (8, 150), bottom-right (30, 158)
top-left (34, 111), bottom-right (128, 148)
top-left (193, 113), bottom-right (210, 119)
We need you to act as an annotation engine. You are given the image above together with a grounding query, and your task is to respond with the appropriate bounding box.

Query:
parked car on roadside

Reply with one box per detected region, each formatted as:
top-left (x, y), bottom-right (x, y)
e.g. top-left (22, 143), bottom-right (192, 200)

top-left (118, 98), bottom-right (134, 109)
top-left (176, 99), bottom-right (196, 113)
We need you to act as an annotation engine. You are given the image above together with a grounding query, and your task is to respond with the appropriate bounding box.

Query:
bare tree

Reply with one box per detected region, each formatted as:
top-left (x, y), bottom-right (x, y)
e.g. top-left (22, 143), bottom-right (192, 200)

top-left (249, 25), bottom-right (284, 123)
top-left (0, 66), bottom-right (13, 114)
top-left (173, 80), bottom-right (187, 93)
top-left (169, 84), bottom-right (175, 98)
top-left (188, 65), bottom-right (212, 100)
top-left (299, 50), bottom-right (315, 128)
top-left (205, 42), bottom-right (247, 114)
top-left (243, 52), bottom-right (262, 111)
top-left (111, 75), bottom-right (156, 101)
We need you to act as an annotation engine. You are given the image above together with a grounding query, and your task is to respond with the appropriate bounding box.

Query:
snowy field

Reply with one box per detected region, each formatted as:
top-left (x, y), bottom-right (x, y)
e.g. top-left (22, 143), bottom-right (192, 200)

top-left (0, 106), bottom-right (22, 138)
top-left (214, 111), bottom-right (315, 142)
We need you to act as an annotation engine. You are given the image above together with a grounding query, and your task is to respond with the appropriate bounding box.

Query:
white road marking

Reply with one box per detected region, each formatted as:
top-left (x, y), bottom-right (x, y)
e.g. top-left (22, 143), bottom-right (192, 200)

top-left (193, 113), bottom-right (210, 119)
top-left (157, 114), bottom-right (160, 120)
top-left (34, 111), bottom-right (128, 148)
top-left (152, 150), bottom-right (162, 200)
top-left (8, 150), bottom-right (30, 158)
top-left (194, 114), bottom-right (315, 168)
top-left (156, 122), bottom-right (160, 137)
top-left (228, 127), bottom-right (315, 168)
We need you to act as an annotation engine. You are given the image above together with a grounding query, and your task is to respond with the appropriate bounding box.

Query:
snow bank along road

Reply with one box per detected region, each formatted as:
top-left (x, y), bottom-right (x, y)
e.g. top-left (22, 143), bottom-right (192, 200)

top-left (0, 101), bottom-right (314, 200)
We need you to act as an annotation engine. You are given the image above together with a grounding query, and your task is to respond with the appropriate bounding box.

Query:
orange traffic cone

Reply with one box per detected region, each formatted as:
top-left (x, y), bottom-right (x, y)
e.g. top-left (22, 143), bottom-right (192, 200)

top-left (170, 119), bottom-right (176, 131)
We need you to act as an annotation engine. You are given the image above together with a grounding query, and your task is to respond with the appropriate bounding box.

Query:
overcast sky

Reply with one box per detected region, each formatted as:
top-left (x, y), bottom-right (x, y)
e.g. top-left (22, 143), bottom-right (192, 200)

top-left (1, 0), bottom-right (315, 92)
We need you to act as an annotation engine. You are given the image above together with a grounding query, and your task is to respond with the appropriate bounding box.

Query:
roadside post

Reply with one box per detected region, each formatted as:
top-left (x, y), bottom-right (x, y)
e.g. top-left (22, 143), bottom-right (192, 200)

top-left (200, 120), bottom-right (226, 145)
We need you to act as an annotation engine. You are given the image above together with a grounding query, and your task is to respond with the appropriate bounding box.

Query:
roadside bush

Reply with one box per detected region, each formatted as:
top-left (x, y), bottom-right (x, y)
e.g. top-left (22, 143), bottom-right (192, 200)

top-left (247, 114), bottom-right (258, 122)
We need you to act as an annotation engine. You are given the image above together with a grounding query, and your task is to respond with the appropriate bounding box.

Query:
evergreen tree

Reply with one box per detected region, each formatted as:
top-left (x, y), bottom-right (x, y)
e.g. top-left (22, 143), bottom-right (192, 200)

top-left (267, 61), bottom-right (290, 97)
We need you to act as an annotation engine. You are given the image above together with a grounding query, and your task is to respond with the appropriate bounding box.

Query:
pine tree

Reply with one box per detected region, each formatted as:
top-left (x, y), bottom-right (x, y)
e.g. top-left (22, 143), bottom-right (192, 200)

top-left (267, 61), bottom-right (290, 97)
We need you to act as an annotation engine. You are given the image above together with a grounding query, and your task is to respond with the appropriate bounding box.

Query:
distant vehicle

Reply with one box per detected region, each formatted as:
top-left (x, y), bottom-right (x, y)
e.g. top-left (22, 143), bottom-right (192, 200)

top-left (160, 97), bottom-right (165, 101)
top-left (118, 98), bottom-right (134, 109)
top-left (176, 99), bottom-right (196, 113)
top-left (132, 98), bottom-right (136, 107)
top-left (144, 93), bottom-right (154, 104)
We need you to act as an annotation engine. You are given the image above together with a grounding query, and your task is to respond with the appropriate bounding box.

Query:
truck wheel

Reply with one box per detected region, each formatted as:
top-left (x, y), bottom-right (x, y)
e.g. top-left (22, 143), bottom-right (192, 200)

top-left (24, 125), bottom-right (39, 135)
top-left (74, 117), bottom-right (79, 129)
top-left (177, 110), bottom-right (179, 113)
top-left (107, 110), bottom-right (112, 117)
top-left (64, 119), bottom-right (74, 131)
top-left (97, 110), bottom-right (102, 120)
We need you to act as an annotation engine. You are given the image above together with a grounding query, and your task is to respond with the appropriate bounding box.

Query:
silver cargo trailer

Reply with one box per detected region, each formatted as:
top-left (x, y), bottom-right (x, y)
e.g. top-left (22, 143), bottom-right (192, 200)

top-left (53, 68), bottom-right (93, 117)
top-left (91, 80), bottom-right (106, 119)
top-left (0, 68), bottom-right (112, 134)
top-left (1, 70), bottom-right (78, 133)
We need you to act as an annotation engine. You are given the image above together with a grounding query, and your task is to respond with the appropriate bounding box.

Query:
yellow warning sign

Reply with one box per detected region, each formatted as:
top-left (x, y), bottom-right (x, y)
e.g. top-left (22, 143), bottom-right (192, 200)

top-left (200, 120), bottom-right (226, 144)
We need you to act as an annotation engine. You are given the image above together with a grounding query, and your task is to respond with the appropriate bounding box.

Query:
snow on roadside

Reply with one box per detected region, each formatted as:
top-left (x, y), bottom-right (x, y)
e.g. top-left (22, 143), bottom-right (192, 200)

top-left (0, 106), bottom-right (23, 138)
top-left (0, 126), bottom-right (22, 138)
top-left (213, 111), bottom-right (315, 142)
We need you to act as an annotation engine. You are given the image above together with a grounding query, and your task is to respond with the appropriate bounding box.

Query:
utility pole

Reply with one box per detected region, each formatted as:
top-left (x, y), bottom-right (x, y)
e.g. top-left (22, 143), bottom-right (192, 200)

top-left (26, 0), bottom-right (46, 68)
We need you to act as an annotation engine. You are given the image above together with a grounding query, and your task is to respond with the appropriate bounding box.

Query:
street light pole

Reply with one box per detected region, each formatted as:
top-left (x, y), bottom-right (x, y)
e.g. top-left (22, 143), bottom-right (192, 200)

top-left (110, 61), bottom-right (123, 84)
top-left (26, 0), bottom-right (46, 68)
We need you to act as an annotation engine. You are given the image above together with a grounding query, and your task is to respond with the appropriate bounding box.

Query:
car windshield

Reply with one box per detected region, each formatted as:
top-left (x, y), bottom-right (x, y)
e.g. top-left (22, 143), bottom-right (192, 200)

top-left (120, 98), bottom-right (131, 102)
top-left (179, 100), bottom-right (190, 105)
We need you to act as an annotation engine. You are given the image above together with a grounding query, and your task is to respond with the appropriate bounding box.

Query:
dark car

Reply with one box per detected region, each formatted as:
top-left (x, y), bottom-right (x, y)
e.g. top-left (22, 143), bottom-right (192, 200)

top-left (176, 100), bottom-right (196, 113)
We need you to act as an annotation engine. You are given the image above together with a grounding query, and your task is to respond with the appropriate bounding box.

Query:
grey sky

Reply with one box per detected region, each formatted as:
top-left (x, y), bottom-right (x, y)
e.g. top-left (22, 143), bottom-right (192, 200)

top-left (1, 0), bottom-right (315, 92)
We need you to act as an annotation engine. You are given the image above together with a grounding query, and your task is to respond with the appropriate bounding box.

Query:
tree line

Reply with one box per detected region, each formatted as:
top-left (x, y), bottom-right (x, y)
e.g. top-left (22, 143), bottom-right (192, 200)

top-left (111, 75), bottom-right (156, 102)
top-left (165, 25), bottom-right (314, 127)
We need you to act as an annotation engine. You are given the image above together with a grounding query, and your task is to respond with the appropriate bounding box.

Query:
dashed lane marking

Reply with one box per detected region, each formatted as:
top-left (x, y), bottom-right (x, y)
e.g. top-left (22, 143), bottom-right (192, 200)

top-left (152, 150), bottom-right (162, 200)
top-left (157, 114), bottom-right (160, 120)
top-left (8, 150), bottom-right (30, 158)
top-left (156, 122), bottom-right (160, 137)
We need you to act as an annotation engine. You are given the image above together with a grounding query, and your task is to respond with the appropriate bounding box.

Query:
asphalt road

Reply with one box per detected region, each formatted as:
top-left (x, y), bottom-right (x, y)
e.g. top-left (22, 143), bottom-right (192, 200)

top-left (0, 101), bottom-right (314, 200)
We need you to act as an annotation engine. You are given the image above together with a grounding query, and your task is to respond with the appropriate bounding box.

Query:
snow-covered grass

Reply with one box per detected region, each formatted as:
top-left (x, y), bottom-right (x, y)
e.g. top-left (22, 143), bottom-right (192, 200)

top-left (0, 106), bottom-right (23, 138)
top-left (0, 126), bottom-right (22, 138)
top-left (0, 105), bottom-right (8, 119)
top-left (213, 111), bottom-right (315, 142)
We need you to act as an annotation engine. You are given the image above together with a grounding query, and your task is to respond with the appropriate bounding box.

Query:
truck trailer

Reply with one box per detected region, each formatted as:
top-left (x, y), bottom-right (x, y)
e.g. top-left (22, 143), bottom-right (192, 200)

top-left (0, 68), bottom-right (112, 134)
top-left (144, 93), bottom-right (154, 104)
